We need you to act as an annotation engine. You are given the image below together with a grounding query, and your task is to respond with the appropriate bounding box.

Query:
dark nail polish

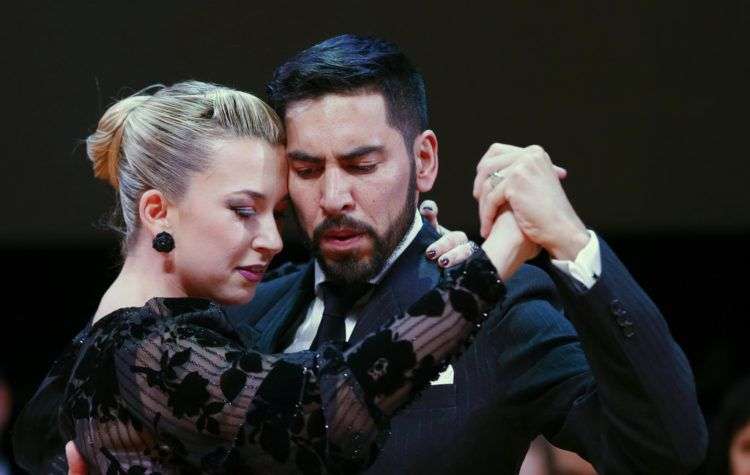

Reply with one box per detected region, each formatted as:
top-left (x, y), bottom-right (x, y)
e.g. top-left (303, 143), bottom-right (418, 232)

top-left (439, 257), bottom-right (449, 266)
top-left (426, 249), bottom-right (436, 259)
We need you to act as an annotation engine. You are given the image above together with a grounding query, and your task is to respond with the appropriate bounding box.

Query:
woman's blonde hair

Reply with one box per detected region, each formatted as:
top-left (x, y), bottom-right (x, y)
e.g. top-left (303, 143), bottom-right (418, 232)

top-left (86, 81), bottom-right (284, 253)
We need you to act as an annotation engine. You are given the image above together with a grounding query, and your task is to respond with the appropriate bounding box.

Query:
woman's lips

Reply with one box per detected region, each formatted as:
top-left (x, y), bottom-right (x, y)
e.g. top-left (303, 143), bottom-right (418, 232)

top-left (237, 265), bottom-right (266, 282)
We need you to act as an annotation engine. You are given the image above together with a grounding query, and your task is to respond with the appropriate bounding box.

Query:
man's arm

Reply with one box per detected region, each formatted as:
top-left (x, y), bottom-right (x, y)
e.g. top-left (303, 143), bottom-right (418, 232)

top-left (542, 236), bottom-right (706, 472)
top-left (474, 143), bottom-right (707, 472)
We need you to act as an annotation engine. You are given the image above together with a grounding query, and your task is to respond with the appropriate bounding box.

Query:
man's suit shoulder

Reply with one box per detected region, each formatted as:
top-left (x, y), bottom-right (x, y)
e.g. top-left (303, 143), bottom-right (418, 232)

top-left (262, 261), bottom-right (307, 285)
top-left (255, 261), bottom-right (309, 303)
top-left (224, 261), bottom-right (309, 327)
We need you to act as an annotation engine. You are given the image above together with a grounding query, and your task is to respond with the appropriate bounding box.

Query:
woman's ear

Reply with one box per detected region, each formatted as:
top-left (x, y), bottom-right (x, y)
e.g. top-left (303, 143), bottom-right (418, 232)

top-left (138, 189), bottom-right (171, 236)
top-left (413, 130), bottom-right (439, 192)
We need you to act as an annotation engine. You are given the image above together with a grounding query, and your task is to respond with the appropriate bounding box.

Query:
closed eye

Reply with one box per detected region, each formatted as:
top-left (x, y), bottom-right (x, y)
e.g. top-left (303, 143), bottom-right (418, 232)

top-left (233, 207), bottom-right (257, 218)
top-left (348, 163), bottom-right (378, 174)
top-left (294, 166), bottom-right (322, 179)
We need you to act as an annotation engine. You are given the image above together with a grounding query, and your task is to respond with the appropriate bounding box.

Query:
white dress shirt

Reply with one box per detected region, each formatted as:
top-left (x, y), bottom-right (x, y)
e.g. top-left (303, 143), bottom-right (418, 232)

top-left (284, 210), bottom-right (424, 353)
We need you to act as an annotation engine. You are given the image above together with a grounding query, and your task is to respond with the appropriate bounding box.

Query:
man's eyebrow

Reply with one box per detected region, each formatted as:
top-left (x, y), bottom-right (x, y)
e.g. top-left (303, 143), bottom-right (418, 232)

top-left (287, 151), bottom-right (322, 163)
top-left (287, 146), bottom-right (384, 163)
top-left (340, 145), bottom-right (383, 161)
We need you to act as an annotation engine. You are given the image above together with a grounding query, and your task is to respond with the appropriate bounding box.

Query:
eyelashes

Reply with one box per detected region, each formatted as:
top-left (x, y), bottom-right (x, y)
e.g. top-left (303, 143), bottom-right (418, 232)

top-left (232, 207), bottom-right (286, 220)
top-left (232, 207), bottom-right (257, 218)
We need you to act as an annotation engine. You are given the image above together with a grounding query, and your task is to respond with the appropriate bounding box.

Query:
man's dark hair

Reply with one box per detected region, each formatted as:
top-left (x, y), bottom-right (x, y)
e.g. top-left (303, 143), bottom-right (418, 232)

top-left (266, 34), bottom-right (428, 147)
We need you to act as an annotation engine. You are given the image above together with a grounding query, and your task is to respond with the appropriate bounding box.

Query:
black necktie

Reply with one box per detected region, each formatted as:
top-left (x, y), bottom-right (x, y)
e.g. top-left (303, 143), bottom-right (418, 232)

top-left (310, 282), bottom-right (373, 350)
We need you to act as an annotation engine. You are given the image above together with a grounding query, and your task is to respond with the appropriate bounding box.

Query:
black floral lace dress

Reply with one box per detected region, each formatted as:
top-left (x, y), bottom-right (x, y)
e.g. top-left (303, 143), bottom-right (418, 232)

top-left (17, 252), bottom-right (504, 474)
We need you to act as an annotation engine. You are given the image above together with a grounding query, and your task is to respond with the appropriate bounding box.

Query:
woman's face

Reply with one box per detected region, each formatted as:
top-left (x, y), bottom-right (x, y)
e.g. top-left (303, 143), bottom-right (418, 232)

top-left (169, 137), bottom-right (288, 305)
top-left (732, 422), bottom-right (750, 475)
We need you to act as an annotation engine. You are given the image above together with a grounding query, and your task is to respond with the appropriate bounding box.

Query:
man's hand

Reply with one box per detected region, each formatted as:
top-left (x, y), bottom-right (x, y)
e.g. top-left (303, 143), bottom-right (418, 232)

top-left (473, 143), bottom-right (590, 261)
top-left (66, 441), bottom-right (87, 475)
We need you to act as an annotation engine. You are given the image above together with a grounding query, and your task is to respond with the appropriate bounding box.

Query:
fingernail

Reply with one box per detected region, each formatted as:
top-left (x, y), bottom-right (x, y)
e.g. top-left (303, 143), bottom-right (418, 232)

top-left (426, 249), bottom-right (437, 259)
top-left (420, 200), bottom-right (437, 213)
top-left (439, 257), bottom-right (449, 267)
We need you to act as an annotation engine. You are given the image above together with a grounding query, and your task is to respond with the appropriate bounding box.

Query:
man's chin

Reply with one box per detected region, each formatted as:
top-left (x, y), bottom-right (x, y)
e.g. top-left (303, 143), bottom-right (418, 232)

top-left (319, 251), bottom-right (380, 284)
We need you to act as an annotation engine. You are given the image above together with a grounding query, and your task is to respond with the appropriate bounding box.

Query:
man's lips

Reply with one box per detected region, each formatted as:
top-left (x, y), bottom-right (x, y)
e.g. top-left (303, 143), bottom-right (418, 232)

top-left (321, 228), bottom-right (366, 251)
top-left (237, 265), bottom-right (267, 282)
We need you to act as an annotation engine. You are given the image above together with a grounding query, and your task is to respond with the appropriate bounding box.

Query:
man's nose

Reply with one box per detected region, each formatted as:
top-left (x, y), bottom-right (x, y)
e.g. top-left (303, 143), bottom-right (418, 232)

top-left (319, 167), bottom-right (354, 215)
top-left (253, 213), bottom-right (283, 256)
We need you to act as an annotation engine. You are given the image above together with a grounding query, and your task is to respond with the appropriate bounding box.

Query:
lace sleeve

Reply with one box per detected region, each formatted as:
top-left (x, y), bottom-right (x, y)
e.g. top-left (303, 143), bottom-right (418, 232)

top-left (112, 250), bottom-right (504, 473)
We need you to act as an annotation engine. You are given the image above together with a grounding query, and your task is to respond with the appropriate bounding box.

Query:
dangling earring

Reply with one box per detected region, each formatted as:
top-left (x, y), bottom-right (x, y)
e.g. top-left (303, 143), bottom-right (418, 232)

top-left (152, 231), bottom-right (175, 253)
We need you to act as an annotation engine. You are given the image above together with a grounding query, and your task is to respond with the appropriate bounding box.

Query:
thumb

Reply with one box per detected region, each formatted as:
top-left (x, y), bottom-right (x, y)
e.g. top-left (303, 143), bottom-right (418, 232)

top-left (554, 165), bottom-right (567, 180)
top-left (419, 200), bottom-right (439, 229)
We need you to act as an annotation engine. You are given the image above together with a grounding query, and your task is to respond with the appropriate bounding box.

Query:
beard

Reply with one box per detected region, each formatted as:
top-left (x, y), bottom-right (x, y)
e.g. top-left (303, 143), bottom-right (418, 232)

top-left (298, 165), bottom-right (417, 286)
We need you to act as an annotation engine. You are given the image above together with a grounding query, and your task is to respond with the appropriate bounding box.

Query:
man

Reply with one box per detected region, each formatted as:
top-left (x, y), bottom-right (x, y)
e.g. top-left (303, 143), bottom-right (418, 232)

top-left (225, 35), bottom-right (707, 473)
top-left (66, 34), bottom-right (706, 473)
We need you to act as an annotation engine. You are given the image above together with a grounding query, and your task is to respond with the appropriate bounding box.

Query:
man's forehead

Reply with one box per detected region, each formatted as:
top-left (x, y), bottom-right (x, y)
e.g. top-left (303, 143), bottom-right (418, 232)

top-left (284, 93), bottom-right (401, 159)
top-left (284, 91), bottom-right (388, 125)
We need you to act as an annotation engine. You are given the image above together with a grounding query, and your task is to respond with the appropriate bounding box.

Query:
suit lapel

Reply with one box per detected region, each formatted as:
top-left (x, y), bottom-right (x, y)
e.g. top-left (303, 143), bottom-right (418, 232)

top-left (253, 261), bottom-right (315, 353)
top-left (349, 220), bottom-right (442, 344)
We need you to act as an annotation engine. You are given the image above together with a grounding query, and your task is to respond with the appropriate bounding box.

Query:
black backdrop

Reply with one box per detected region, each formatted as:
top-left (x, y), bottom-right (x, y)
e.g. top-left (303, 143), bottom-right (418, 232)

top-left (2, 2), bottom-right (748, 473)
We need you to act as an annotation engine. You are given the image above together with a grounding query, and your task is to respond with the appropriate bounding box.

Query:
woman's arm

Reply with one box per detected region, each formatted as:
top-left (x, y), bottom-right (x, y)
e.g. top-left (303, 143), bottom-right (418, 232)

top-left (109, 250), bottom-right (505, 473)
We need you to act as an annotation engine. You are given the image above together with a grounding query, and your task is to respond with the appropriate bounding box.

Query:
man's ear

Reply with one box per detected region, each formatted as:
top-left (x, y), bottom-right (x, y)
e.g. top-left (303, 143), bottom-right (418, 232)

top-left (413, 130), bottom-right (438, 192)
top-left (138, 189), bottom-right (172, 236)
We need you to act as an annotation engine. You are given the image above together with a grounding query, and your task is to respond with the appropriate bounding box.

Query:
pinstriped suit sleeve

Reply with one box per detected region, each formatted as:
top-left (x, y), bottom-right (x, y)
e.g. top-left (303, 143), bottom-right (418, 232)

top-left (486, 236), bottom-right (705, 474)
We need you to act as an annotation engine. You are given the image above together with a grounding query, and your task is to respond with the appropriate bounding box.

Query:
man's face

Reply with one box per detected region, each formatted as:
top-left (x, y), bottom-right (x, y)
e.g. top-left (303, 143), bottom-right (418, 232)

top-left (285, 92), bottom-right (416, 284)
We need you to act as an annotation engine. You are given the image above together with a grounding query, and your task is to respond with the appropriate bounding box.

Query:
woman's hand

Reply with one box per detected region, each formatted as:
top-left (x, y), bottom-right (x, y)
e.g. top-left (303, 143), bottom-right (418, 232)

top-left (419, 200), bottom-right (478, 268)
top-left (480, 207), bottom-right (539, 282)
top-left (66, 441), bottom-right (88, 475)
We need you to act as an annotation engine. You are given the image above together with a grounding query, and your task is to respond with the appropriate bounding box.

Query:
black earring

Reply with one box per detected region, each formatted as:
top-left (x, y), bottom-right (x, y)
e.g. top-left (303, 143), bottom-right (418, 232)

top-left (152, 231), bottom-right (175, 253)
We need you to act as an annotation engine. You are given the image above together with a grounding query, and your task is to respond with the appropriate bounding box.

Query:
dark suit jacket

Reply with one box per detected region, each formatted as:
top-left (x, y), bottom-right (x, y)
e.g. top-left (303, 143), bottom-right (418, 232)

top-left (225, 221), bottom-right (707, 474)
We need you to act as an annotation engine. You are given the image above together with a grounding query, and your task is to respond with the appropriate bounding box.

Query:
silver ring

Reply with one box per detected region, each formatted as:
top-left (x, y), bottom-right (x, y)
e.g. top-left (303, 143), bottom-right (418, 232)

top-left (488, 170), bottom-right (504, 188)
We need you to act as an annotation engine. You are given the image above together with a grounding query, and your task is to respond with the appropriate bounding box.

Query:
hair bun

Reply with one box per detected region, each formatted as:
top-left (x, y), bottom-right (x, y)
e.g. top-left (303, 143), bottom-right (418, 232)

top-left (86, 95), bottom-right (150, 188)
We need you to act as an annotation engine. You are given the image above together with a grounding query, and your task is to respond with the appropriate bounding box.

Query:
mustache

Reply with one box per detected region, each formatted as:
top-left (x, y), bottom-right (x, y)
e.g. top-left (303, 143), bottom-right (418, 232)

top-left (312, 215), bottom-right (377, 244)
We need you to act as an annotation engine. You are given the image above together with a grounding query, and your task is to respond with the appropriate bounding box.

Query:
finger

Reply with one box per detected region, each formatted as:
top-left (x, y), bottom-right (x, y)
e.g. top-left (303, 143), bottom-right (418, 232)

top-left (66, 441), bottom-right (88, 475)
top-left (473, 148), bottom-right (524, 199)
top-left (425, 230), bottom-right (468, 260)
top-left (480, 142), bottom-right (524, 160)
top-left (437, 241), bottom-right (477, 268)
top-left (436, 224), bottom-right (451, 236)
top-left (479, 180), bottom-right (509, 238)
top-left (477, 159), bottom-right (521, 216)
top-left (419, 200), bottom-right (439, 229)
top-left (554, 165), bottom-right (567, 179)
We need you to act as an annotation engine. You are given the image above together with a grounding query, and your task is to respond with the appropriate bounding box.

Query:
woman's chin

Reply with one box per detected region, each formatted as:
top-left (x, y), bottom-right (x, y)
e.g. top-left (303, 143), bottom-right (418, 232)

top-left (214, 285), bottom-right (257, 306)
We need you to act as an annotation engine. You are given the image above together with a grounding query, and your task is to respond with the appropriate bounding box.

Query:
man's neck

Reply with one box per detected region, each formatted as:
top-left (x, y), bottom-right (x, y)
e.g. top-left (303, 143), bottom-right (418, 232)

top-left (314, 209), bottom-right (423, 289)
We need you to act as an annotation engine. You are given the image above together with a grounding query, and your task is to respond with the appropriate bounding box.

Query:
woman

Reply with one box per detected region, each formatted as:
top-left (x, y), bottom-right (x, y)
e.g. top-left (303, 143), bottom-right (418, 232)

top-left (14, 81), bottom-right (533, 474)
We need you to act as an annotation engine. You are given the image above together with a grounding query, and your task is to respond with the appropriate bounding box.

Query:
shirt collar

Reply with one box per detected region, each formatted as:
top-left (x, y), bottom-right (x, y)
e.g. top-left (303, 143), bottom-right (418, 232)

top-left (313, 209), bottom-right (423, 292)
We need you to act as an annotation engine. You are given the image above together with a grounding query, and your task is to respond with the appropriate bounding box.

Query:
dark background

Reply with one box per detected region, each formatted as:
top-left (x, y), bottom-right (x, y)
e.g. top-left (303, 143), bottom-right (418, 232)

top-left (1, 1), bottom-right (748, 473)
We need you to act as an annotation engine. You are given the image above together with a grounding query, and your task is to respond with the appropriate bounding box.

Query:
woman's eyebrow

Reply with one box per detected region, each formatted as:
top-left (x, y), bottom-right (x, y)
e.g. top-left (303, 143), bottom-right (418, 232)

top-left (228, 189), bottom-right (265, 200)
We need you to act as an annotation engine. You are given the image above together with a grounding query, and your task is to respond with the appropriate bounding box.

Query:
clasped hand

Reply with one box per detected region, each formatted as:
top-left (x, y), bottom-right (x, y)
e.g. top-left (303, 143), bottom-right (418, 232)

top-left (475, 143), bottom-right (590, 275)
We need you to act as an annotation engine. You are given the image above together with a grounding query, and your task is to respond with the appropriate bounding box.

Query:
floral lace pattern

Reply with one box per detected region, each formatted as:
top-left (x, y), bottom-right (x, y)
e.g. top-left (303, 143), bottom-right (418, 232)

top-left (49, 251), bottom-right (505, 474)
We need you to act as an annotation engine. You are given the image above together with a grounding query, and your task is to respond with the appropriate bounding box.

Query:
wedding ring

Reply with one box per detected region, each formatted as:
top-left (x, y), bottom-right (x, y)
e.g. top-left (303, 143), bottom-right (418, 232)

top-left (488, 170), bottom-right (504, 188)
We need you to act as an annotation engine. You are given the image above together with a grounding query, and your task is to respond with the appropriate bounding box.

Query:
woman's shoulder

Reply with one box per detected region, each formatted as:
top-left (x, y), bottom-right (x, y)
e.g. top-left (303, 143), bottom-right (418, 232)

top-left (94, 297), bottom-right (237, 343)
